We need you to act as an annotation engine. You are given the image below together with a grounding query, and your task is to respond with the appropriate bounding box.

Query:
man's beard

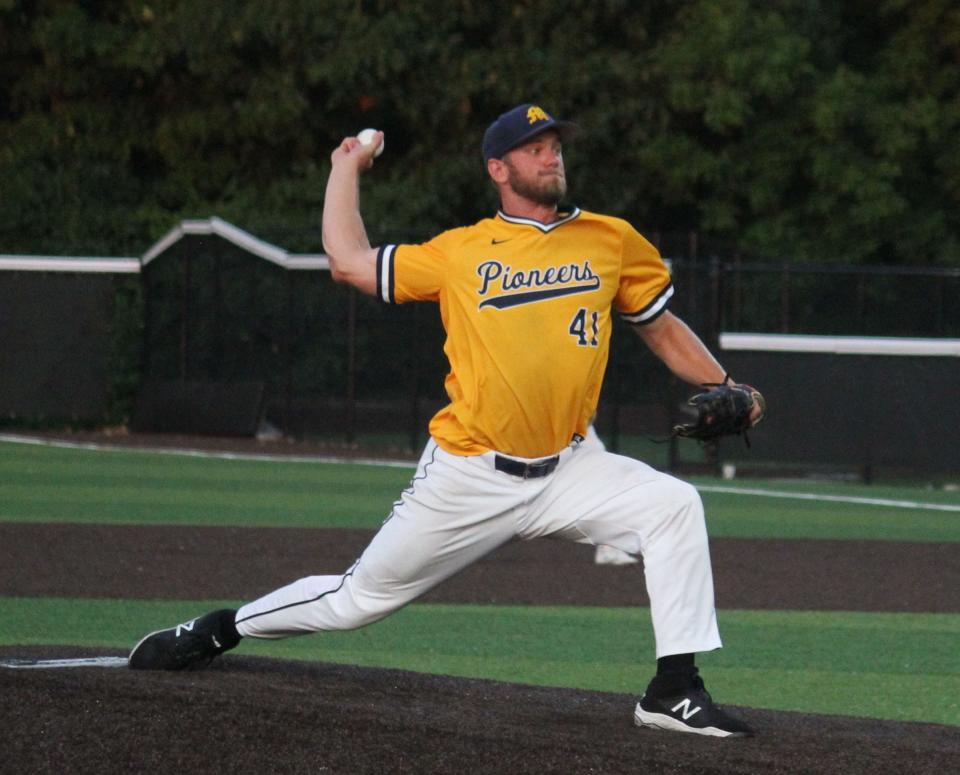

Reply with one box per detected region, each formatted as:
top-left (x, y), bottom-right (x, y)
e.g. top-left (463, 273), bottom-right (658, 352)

top-left (505, 161), bottom-right (567, 206)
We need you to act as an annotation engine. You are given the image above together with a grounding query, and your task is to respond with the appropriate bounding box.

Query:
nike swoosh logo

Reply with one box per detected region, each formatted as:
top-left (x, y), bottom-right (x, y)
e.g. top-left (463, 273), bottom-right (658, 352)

top-left (491, 238), bottom-right (512, 245)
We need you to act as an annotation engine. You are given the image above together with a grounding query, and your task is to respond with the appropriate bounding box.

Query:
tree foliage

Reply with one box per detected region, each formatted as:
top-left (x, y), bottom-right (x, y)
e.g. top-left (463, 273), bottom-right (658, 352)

top-left (1, 0), bottom-right (957, 263)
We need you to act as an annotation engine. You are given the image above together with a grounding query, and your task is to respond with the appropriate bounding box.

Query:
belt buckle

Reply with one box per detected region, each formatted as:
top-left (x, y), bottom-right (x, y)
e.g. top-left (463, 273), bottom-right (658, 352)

top-left (494, 453), bottom-right (558, 479)
top-left (526, 456), bottom-right (558, 478)
top-left (525, 461), bottom-right (546, 479)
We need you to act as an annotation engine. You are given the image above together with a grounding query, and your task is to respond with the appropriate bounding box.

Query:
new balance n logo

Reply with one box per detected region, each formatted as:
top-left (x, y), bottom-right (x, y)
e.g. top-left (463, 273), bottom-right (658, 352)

top-left (175, 619), bottom-right (197, 637)
top-left (671, 698), bottom-right (703, 720)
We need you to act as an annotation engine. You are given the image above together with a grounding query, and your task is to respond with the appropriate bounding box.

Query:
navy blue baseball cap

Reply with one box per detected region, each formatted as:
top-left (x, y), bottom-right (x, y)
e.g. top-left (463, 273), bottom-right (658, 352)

top-left (482, 103), bottom-right (579, 164)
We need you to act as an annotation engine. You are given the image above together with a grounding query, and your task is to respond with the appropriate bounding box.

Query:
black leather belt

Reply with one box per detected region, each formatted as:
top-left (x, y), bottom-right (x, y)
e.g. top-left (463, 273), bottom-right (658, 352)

top-left (494, 454), bottom-right (560, 479)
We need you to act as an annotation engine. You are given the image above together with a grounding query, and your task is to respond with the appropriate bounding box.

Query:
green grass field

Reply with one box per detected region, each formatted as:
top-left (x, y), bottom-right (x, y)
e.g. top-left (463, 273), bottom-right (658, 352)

top-left (2, 438), bottom-right (958, 726)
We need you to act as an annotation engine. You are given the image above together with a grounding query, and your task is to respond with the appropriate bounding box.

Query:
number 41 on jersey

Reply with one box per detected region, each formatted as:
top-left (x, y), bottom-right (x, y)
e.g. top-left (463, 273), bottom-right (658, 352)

top-left (569, 308), bottom-right (599, 347)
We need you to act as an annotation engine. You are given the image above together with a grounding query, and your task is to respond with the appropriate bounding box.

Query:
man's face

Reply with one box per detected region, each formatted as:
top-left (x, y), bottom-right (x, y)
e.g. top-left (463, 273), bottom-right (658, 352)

top-left (501, 130), bottom-right (567, 206)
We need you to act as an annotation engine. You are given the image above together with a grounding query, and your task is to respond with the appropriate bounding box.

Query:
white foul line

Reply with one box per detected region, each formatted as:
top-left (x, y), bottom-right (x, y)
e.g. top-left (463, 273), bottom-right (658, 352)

top-left (697, 485), bottom-right (960, 512)
top-left (0, 433), bottom-right (416, 469)
top-left (2, 433), bottom-right (957, 512)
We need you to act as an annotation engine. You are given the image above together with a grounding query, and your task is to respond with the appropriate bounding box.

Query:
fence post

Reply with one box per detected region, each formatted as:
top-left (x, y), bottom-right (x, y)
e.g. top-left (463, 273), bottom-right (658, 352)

top-left (179, 249), bottom-right (190, 382)
top-left (731, 252), bottom-right (742, 331)
top-left (283, 270), bottom-right (293, 437)
top-left (409, 305), bottom-right (422, 453)
top-left (780, 263), bottom-right (791, 333)
top-left (212, 240), bottom-right (222, 380)
top-left (708, 254), bottom-right (722, 351)
top-left (346, 287), bottom-right (357, 443)
top-left (139, 262), bottom-right (152, 404)
top-left (935, 276), bottom-right (945, 335)
top-left (687, 231), bottom-right (699, 328)
top-left (609, 352), bottom-right (621, 454)
top-left (855, 273), bottom-right (866, 334)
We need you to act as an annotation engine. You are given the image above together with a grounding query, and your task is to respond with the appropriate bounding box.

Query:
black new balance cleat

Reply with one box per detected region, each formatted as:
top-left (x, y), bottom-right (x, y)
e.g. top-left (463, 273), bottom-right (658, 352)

top-left (128, 609), bottom-right (241, 670)
top-left (633, 668), bottom-right (754, 738)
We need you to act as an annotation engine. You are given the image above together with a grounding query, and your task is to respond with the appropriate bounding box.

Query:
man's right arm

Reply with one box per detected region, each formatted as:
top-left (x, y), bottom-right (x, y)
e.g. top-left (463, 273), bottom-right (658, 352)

top-left (321, 133), bottom-right (383, 296)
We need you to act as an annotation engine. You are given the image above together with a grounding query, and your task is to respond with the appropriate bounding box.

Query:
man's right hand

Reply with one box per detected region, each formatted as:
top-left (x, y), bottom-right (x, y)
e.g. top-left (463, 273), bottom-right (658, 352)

top-left (331, 131), bottom-right (384, 172)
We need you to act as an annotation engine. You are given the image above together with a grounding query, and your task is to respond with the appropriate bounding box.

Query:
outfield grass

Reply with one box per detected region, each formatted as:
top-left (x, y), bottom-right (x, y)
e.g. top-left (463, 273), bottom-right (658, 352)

top-left (2, 441), bottom-right (959, 540)
top-left (0, 441), bottom-right (411, 528)
top-left (2, 438), bottom-right (959, 727)
top-left (1, 597), bottom-right (957, 726)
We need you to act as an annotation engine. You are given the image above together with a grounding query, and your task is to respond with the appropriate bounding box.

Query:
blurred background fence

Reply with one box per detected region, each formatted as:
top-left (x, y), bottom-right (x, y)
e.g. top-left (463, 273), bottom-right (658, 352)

top-left (2, 221), bottom-right (958, 479)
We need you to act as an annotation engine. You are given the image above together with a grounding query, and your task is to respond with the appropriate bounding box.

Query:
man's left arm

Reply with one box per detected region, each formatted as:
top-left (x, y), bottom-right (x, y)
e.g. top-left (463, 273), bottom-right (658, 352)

top-left (634, 311), bottom-right (763, 423)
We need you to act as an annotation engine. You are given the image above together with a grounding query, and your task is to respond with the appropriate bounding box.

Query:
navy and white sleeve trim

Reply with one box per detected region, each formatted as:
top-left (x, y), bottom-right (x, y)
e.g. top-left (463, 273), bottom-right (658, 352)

top-left (376, 244), bottom-right (397, 304)
top-left (620, 281), bottom-right (674, 325)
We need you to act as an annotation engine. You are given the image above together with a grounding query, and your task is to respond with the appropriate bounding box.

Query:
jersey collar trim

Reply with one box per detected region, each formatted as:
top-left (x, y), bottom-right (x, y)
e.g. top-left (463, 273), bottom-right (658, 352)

top-left (496, 206), bottom-right (581, 232)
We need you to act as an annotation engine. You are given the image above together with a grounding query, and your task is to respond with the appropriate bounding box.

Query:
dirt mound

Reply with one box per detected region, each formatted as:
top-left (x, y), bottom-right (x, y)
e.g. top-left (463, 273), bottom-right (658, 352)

top-left (2, 646), bottom-right (957, 774)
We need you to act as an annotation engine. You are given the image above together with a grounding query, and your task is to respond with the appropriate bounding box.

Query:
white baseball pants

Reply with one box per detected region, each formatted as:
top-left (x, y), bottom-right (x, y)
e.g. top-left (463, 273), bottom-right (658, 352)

top-left (235, 436), bottom-right (722, 658)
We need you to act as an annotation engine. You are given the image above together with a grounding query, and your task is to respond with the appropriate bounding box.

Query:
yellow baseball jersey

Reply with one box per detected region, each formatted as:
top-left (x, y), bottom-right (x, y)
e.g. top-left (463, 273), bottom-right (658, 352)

top-left (377, 207), bottom-right (673, 458)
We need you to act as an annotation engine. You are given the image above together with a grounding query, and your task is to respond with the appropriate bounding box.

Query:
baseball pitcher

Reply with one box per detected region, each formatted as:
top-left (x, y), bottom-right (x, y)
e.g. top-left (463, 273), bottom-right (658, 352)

top-left (129, 103), bottom-right (765, 738)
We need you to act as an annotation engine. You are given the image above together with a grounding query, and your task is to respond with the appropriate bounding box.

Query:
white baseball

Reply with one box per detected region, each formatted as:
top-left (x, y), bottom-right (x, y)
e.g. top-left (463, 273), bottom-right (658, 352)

top-left (357, 128), bottom-right (384, 157)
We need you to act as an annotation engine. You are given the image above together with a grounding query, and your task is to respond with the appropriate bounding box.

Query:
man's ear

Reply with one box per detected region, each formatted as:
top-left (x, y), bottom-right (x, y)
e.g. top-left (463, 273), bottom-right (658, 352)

top-left (487, 158), bottom-right (509, 184)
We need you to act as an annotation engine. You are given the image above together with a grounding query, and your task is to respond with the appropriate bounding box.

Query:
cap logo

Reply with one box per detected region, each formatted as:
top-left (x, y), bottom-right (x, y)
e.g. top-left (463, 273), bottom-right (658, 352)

top-left (526, 106), bottom-right (550, 124)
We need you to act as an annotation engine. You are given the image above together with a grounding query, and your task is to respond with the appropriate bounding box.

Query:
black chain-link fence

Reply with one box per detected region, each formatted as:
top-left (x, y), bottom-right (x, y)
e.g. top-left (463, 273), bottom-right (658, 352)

top-left (3, 230), bottom-right (958, 476)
